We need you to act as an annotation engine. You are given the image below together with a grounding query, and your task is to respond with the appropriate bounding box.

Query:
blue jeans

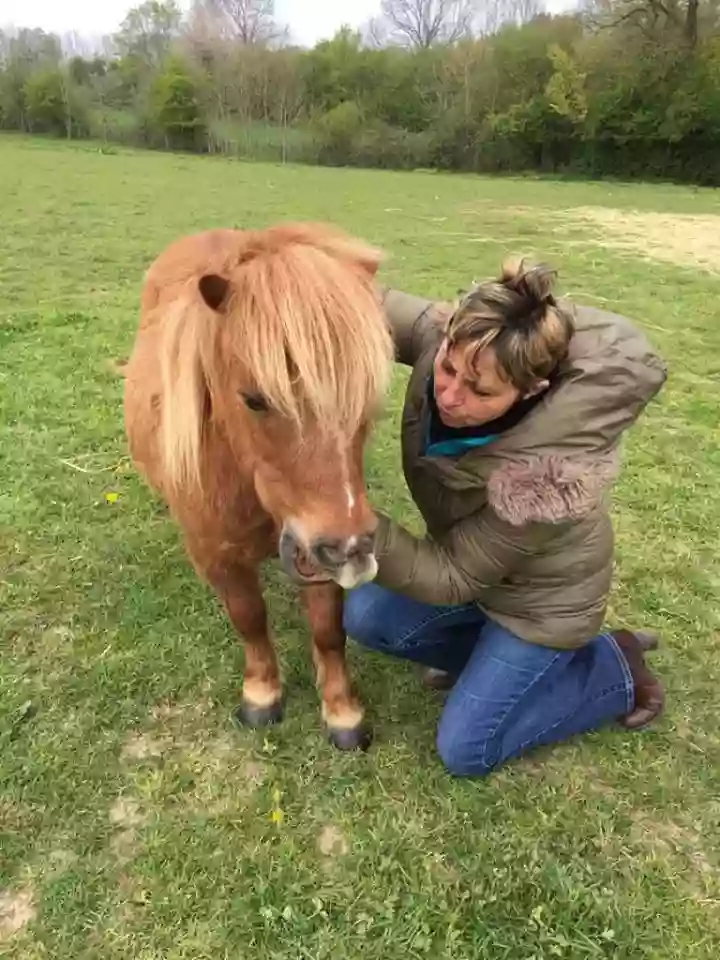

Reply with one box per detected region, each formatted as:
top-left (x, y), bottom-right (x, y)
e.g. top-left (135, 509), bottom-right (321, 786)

top-left (344, 584), bottom-right (634, 777)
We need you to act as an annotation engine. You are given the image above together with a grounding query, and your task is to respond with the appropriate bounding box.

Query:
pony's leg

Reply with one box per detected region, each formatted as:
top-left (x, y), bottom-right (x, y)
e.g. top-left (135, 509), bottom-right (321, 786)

top-left (226, 569), bottom-right (285, 727)
top-left (301, 583), bottom-right (370, 751)
top-left (200, 556), bottom-right (284, 726)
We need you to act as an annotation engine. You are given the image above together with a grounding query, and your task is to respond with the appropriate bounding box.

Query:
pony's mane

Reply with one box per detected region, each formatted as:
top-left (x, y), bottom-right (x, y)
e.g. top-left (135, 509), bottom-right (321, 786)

top-left (157, 223), bottom-right (394, 488)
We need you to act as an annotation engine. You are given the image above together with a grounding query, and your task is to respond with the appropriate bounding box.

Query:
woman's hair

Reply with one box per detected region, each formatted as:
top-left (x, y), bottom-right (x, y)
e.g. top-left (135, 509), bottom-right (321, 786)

top-left (446, 257), bottom-right (575, 391)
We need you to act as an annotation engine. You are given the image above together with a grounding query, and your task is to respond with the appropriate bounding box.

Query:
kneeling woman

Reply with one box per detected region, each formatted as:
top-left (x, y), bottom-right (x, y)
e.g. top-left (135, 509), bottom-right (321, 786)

top-left (345, 258), bottom-right (668, 777)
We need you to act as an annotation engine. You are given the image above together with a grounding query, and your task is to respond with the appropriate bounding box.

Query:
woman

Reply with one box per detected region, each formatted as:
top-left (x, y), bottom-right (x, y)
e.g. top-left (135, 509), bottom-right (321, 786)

top-left (345, 258), bottom-right (668, 777)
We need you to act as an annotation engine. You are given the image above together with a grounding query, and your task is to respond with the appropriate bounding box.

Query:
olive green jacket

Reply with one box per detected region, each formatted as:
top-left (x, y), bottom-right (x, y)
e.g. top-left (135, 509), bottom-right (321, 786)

top-left (373, 289), bottom-right (668, 649)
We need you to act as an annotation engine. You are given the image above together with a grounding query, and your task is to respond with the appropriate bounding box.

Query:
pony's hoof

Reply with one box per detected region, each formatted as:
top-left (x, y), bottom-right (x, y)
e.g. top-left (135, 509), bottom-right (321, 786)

top-left (233, 699), bottom-right (283, 728)
top-left (327, 723), bottom-right (372, 752)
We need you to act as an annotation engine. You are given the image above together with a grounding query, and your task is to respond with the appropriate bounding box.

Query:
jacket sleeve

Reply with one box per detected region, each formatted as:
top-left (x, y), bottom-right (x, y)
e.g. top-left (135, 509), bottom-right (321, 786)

top-left (372, 508), bottom-right (552, 606)
top-left (381, 288), bottom-right (451, 366)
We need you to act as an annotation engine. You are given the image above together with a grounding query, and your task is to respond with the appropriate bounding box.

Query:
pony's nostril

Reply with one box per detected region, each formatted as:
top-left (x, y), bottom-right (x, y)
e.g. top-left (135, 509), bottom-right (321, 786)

top-left (355, 533), bottom-right (375, 556)
top-left (345, 534), bottom-right (375, 560)
top-left (311, 534), bottom-right (375, 567)
top-left (312, 538), bottom-right (345, 567)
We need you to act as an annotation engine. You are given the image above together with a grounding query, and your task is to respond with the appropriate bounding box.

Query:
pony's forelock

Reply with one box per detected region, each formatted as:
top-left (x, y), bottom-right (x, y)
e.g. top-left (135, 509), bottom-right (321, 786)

top-left (158, 224), bottom-right (393, 489)
top-left (222, 238), bottom-right (392, 431)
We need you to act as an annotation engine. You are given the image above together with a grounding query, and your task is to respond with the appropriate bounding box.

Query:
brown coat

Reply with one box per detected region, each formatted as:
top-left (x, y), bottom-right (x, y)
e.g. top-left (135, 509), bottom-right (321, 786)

top-left (373, 289), bottom-right (668, 649)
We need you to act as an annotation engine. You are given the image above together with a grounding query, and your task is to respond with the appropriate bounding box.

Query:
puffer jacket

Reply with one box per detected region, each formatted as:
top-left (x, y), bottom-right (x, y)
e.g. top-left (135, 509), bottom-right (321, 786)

top-left (372, 289), bottom-right (668, 649)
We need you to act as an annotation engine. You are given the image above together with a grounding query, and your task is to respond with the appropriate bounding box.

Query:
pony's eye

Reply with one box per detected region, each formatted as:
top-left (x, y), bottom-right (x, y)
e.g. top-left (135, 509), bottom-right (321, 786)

top-left (241, 392), bottom-right (269, 413)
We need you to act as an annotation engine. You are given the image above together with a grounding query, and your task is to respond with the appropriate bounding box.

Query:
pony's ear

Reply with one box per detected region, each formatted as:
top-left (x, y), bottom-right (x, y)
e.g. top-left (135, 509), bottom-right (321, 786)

top-left (358, 254), bottom-right (381, 277)
top-left (351, 245), bottom-right (382, 278)
top-left (198, 274), bottom-right (230, 311)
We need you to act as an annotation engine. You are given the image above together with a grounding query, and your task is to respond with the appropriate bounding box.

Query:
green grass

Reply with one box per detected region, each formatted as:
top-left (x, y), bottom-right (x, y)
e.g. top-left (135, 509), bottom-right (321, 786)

top-left (208, 118), bottom-right (318, 164)
top-left (1, 132), bottom-right (719, 958)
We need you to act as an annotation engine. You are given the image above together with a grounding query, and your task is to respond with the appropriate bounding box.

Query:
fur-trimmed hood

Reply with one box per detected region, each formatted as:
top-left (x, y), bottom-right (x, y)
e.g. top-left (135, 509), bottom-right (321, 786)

top-left (487, 450), bottom-right (620, 527)
top-left (482, 301), bottom-right (667, 526)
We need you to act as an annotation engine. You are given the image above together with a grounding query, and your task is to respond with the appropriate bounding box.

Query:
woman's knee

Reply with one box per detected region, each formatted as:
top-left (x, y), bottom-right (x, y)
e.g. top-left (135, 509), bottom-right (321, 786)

top-left (436, 711), bottom-right (497, 778)
top-left (436, 730), bottom-right (495, 778)
top-left (342, 584), bottom-right (389, 647)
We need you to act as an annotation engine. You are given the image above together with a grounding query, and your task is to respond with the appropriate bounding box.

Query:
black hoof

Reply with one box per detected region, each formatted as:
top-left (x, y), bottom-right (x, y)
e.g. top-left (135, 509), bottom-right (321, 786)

top-left (233, 699), bottom-right (284, 728)
top-left (327, 724), bottom-right (372, 752)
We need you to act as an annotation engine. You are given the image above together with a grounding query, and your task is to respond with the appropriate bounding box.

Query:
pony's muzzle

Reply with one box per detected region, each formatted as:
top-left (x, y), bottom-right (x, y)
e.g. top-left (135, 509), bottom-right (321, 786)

top-left (279, 526), bottom-right (378, 589)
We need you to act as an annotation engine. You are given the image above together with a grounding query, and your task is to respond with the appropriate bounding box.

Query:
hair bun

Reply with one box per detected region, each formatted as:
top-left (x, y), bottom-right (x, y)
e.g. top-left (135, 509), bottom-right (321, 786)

top-left (500, 256), bottom-right (558, 306)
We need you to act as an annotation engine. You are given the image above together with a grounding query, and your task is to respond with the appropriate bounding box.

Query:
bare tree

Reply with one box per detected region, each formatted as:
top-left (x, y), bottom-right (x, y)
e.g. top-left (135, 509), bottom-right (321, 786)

top-left (188, 0), bottom-right (286, 46)
top-left (379, 0), bottom-right (478, 47)
top-left (362, 15), bottom-right (392, 48)
top-left (684, 0), bottom-right (700, 44)
top-left (581, 0), bottom-right (708, 46)
top-left (476, 0), bottom-right (544, 34)
top-left (59, 31), bottom-right (90, 59)
top-left (183, 0), bottom-right (292, 158)
top-left (376, 0), bottom-right (545, 47)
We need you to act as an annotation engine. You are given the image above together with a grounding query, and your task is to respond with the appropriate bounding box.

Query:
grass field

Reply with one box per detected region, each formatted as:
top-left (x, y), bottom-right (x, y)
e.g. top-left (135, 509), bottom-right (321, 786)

top-left (1, 134), bottom-right (719, 958)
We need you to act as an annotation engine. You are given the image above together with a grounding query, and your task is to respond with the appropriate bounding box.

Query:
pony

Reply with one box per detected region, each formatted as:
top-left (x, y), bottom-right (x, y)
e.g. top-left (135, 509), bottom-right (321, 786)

top-left (123, 222), bottom-right (394, 750)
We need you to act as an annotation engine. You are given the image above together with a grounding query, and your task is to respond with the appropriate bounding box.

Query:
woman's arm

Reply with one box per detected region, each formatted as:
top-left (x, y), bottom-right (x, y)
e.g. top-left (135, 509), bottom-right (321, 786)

top-left (372, 508), bottom-right (555, 606)
top-left (381, 288), bottom-right (451, 366)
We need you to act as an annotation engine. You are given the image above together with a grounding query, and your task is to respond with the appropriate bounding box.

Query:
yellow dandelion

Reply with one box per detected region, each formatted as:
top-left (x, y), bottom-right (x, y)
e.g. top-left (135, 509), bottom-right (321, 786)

top-left (270, 787), bottom-right (284, 825)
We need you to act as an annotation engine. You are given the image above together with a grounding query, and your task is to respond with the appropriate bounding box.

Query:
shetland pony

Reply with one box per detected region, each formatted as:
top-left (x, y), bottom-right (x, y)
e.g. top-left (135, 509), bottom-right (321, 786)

top-left (123, 223), bottom-right (394, 749)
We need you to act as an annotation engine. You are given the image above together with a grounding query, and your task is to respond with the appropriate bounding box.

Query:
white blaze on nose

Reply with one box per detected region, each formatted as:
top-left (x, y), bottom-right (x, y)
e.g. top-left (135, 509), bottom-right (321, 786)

top-left (336, 439), bottom-right (356, 518)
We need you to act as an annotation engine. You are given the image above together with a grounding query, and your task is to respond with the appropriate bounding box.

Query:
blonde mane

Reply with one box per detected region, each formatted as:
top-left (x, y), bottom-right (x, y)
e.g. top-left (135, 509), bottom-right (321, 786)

top-left (156, 224), bottom-right (394, 488)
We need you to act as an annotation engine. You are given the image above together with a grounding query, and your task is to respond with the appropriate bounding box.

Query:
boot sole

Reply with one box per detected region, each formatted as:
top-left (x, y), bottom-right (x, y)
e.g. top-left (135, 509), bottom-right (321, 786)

top-left (636, 630), bottom-right (660, 653)
top-left (619, 692), bottom-right (665, 730)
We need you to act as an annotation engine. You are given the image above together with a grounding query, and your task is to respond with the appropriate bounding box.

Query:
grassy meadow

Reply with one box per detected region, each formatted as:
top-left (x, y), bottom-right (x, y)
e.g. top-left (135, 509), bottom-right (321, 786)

top-left (1, 134), bottom-right (719, 958)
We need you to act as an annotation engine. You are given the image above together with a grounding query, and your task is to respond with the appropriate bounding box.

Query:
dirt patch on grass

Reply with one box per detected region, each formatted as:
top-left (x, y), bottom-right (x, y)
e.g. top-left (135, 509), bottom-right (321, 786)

top-left (318, 824), bottom-right (349, 857)
top-left (110, 797), bottom-right (146, 828)
top-left (121, 692), bottom-right (217, 765)
top-left (150, 696), bottom-right (214, 723)
top-left (240, 760), bottom-right (266, 786)
top-left (461, 203), bottom-right (720, 272)
top-left (0, 887), bottom-right (36, 941)
top-left (121, 691), bottom-right (267, 816)
top-left (110, 797), bottom-right (148, 863)
top-left (515, 752), bottom-right (608, 795)
top-left (630, 811), bottom-right (715, 877)
top-left (150, 693), bottom-right (215, 727)
top-left (0, 800), bottom-right (36, 833)
top-left (147, 693), bottom-right (218, 749)
top-left (567, 207), bottom-right (720, 273)
top-left (121, 731), bottom-right (167, 761)
top-left (427, 853), bottom-right (462, 885)
top-left (176, 735), bottom-right (266, 815)
top-left (47, 848), bottom-right (79, 875)
top-left (111, 829), bottom-right (140, 862)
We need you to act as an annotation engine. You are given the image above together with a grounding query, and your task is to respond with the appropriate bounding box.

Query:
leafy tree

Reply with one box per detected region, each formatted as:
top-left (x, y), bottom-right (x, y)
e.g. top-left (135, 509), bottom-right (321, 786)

top-left (24, 67), bottom-right (88, 137)
top-left (145, 54), bottom-right (207, 149)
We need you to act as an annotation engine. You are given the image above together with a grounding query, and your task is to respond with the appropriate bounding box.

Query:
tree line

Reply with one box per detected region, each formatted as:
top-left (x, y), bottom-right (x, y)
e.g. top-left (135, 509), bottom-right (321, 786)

top-left (1, 0), bottom-right (719, 185)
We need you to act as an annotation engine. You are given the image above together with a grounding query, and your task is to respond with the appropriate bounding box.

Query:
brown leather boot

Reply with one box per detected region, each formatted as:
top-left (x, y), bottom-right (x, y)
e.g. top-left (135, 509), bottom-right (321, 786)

top-left (419, 667), bottom-right (456, 691)
top-left (612, 629), bottom-right (665, 729)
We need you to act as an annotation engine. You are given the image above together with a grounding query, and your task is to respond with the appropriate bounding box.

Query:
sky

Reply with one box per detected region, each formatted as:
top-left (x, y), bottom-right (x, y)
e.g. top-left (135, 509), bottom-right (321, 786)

top-left (2, 0), bottom-right (578, 49)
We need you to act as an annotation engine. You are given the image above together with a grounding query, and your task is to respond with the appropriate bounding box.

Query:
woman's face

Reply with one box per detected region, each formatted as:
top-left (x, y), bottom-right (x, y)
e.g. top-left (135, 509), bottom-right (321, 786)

top-left (433, 339), bottom-right (545, 428)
